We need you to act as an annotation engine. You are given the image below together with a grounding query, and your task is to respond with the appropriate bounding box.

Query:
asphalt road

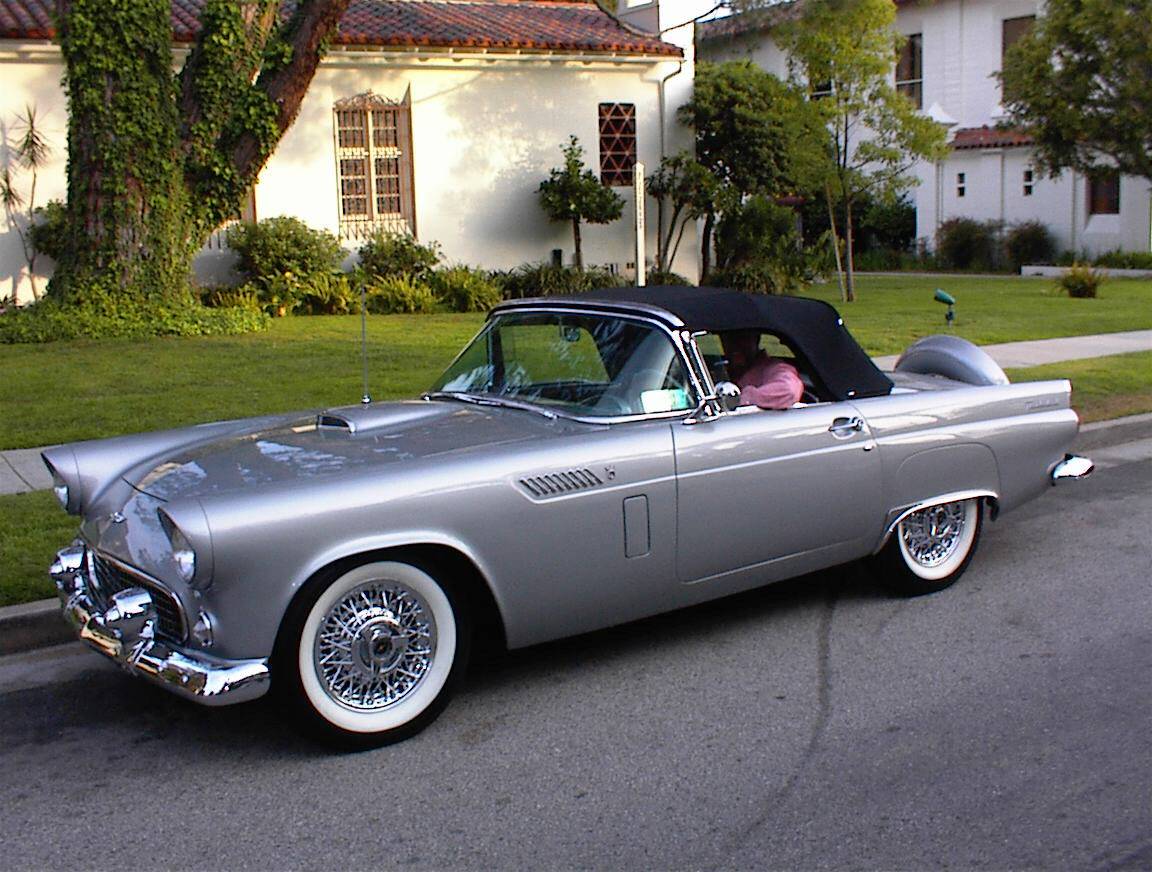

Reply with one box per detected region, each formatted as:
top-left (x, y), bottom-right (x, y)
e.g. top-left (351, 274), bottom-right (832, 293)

top-left (2, 457), bottom-right (1149, 871)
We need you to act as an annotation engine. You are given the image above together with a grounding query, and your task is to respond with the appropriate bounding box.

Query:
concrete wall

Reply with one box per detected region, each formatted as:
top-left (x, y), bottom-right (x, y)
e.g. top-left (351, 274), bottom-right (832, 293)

top-left (0, 40), bottom-right (698, 305)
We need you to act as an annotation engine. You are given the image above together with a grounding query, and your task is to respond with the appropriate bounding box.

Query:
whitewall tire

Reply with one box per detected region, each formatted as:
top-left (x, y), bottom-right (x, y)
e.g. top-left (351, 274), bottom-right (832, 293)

top-left (278, 559), bottom-right (470, 748)
top-left (872, 498), bottom-right (983, 596)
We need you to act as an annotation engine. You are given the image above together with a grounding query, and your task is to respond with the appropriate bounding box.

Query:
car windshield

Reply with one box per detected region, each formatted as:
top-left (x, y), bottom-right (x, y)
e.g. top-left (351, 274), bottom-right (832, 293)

top-left (428, 311), bottom-right (696, 419)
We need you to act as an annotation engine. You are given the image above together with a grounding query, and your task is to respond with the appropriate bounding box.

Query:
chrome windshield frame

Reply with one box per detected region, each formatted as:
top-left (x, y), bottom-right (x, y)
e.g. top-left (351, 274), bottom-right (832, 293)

top-left (426, 304), bottom-right (712, 426)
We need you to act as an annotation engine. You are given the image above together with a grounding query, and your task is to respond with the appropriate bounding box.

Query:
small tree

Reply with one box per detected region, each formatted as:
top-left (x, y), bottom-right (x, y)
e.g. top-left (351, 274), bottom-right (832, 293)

top-left (646, 152), bottom-right (724, 276)
top-left (1001, 0), bottom-right (1152, 189)
top-left (537, 136), bottom-right (624, 271)
top-left (777, 0), bottom-right (947, 301)
top-left (0, 105), bottom-right (51, 300)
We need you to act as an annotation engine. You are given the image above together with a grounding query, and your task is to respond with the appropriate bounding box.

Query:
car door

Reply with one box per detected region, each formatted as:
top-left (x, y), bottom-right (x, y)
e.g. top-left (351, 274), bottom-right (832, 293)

top-left (672, 402), bottom-right (883, 585)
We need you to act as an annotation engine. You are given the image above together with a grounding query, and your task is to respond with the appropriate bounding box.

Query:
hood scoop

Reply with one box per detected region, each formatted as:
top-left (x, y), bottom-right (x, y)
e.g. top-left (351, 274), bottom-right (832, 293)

top-left (316, 401), bottom-right (447, 435)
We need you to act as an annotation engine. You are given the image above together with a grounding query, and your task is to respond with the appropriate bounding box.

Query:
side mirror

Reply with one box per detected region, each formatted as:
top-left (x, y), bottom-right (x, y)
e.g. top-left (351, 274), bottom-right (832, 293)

top-left (714, 381), bottom-right (742, 413)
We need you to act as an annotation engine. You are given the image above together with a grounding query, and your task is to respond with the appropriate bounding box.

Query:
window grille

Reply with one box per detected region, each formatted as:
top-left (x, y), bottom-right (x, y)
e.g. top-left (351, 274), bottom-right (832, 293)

top-left (1023, 168), bottom-right (1034, 197)
top-left (599, 103), bottom-right (637, 187)
top-left (956, 172), bottom-right (966, 198)
top-left (896, 34), bottom-right (923, 109)
top-left (333, 92), bottom-right (415, 240)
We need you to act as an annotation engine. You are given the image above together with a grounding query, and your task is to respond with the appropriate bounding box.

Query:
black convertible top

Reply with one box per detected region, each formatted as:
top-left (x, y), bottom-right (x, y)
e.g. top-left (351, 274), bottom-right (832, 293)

top-left (510, 285), bottom-right (893, 401)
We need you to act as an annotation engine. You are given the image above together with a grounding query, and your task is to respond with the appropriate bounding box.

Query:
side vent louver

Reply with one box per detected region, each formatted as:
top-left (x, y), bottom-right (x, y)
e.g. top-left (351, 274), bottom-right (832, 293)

top-left (519, 468), bottom-right (603, 498)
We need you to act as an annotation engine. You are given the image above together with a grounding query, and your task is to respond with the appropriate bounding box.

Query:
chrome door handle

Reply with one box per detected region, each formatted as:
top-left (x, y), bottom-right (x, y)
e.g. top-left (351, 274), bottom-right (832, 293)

top-left (828, 416), bottom-right (864, 437)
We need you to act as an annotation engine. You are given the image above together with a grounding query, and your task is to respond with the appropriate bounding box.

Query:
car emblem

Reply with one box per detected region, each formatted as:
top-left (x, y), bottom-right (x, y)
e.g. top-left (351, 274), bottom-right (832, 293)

top-left (604, 466), bottom-right (616, 481)
top-left (110, 512), bottom-right (126, 524)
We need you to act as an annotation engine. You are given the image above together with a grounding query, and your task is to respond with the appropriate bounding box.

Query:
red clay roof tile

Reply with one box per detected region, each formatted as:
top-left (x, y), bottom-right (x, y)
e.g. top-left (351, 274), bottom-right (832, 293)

top-left (951, 126), bottom-right (1033, 150)
top-left (0, 0), bottom-right (681, 57)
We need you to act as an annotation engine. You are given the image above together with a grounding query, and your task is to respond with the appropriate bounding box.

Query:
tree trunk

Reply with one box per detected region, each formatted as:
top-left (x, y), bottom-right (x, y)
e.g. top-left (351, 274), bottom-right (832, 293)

top-left (52, 0), bottom-right (192, 303)
top-left (824, 183), bottom-right (846, 303)
top-left (844, 200), bottom-right (857, 303)
top-left (701, 211), bottom-right (715, 281)
top-left (572, 218), bottom-right (584, 271)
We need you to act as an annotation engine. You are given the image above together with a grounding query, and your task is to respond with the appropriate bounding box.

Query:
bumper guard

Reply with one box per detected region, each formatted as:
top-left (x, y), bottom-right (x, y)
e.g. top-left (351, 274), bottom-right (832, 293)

top-left (50, 544), bottom-right (270, 706)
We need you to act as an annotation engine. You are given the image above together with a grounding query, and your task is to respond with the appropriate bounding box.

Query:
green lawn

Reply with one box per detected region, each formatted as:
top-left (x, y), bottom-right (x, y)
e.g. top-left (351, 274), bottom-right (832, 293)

top-left (2, 275), bottom-right (1149, 450)
top-left (806, 275), bottom-right (1152, 355)
top-left (0, 489), bottom-right (78, 607)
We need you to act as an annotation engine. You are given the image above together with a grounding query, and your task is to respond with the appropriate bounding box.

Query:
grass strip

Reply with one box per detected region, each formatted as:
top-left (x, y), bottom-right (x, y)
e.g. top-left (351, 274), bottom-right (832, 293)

top-left (0, 489), bottom-right (77, 607)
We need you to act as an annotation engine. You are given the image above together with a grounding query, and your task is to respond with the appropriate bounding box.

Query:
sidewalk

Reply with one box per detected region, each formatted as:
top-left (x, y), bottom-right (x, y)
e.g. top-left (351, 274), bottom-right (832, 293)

top-left (3, 329), bottom-right (1151, 498)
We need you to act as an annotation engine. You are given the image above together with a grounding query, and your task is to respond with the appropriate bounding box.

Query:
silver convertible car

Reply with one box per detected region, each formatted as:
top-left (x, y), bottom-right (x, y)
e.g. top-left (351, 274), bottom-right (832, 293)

top-left (45, 286), bottom-right (1092, 746)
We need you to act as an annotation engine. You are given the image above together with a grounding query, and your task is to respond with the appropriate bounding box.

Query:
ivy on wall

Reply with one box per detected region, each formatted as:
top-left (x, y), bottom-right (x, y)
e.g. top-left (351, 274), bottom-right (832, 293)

top-left (50, 0), bottom-right (350, 305)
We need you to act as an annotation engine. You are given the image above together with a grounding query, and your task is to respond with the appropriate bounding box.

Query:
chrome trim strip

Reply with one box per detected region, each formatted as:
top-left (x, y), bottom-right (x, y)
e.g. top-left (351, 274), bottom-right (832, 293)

top-left (872, 489), bottom-right (999, 555)
top-left (1050, 454), bottom-right (1094, 485)
top-left (51, 545), bottom-right (269, 707)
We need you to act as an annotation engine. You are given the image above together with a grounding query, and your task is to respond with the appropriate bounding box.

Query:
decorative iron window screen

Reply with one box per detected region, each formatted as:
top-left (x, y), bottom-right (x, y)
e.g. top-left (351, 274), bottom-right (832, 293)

top-left (599, 103), bottom-right (637, 187)
top-left (896, 34), bottom-right (923, 109)
top-left (333, 92), bottom-right (415, 240)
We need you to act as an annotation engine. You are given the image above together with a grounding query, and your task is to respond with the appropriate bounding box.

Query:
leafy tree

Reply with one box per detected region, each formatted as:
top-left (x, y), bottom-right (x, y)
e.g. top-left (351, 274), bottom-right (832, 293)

top-left (1001, 0), bottom-right (1152, 185)
top-left (51, 0), bottom-right (351, 305)
top-left (776, 0), bottom-right (947, 301)
top-left (0, 105), bottom-right (51, 300)
top-left (537, 136), bottom-right (624, 271)
top-left (677, 61), bottom-right (823, 276)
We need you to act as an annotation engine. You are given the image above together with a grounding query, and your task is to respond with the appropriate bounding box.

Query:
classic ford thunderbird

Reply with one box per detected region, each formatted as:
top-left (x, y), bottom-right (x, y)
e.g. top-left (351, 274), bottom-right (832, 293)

top-left (45, 286), bottom-right (1093, 746)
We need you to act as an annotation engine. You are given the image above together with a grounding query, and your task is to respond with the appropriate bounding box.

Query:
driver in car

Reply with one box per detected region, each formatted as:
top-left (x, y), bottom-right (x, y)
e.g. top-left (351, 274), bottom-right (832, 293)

top-left (719, 329), bottom-right (804, 410)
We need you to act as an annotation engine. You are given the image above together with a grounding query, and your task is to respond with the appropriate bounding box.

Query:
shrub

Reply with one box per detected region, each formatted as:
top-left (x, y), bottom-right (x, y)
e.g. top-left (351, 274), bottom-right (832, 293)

top-left (296, 272), bottom-right (355, 315)
top-left (1092, 249), bottom-right (1152, 270)
top-left (496, 263), bottom-right (628, 299)
top-left (364, 274), bottom-right (438, 314)
top-left (712, 196), bottom-right (828, 294)
top-left (1057, 263), bottom-right (1105, 298)
top-left (358, 231), bottom-right (441, 281)
top-left (859, 196), bottom-right (918, 253)
top-left (226, 217), bottom-right (344, 284)
top-left (430, 266), bottom-right (503, 312)
top-left (0, 293), bottom-right (267, 343)
top-left (198, 284), bottom-right (262, 311)
top-left (935, 218), bottom-right (1001, 271)
top-left (29, 199), bottom-right (67, 261)
top-left (1003, 221), bottom-right (1056, 270)
top-left (646, 270), bottom-right (694, 286)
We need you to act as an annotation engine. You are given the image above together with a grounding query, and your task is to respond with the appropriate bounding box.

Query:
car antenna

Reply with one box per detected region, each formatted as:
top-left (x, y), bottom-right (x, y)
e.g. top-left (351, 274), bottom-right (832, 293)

top-left (360, 278), bottom-right (372, 404)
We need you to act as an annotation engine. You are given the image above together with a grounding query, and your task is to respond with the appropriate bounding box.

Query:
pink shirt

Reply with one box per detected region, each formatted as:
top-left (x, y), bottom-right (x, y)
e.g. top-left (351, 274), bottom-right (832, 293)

top-left (736, 353), bottom-right (804, 410)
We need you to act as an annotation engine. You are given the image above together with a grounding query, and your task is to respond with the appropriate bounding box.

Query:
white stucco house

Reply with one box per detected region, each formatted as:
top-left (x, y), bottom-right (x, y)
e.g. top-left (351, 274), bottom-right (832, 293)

top-left (0, 0), bottom-right (703, 305)
top-left (698, 0), bottom-right (1152, 260)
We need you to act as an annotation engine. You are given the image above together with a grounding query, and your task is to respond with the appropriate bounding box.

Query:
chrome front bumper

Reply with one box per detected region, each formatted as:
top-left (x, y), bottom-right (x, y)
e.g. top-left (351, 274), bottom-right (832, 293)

top-left (50, 544), bottom-right (270, 706)
top-left (1051, 453), bottom-right (1094, 485)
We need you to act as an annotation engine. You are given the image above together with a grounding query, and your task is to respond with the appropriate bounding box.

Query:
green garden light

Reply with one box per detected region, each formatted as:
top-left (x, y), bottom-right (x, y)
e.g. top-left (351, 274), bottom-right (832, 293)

top-left (934, 288), bottom-right (956, 329)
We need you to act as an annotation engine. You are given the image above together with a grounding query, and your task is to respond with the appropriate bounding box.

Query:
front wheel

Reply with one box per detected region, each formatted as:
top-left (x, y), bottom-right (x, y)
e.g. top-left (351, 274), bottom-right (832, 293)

top-left (276, 559), bottom-right (470, 749)
top-left (871, 498), bottom-right (983, 596)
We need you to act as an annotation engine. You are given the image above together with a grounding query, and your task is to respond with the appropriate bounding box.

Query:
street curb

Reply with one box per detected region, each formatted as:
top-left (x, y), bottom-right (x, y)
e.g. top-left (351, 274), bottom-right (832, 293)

top-left (3, 412), bottom-right (1149, 659)
top-left (0, 597), bottom-right (73, 656)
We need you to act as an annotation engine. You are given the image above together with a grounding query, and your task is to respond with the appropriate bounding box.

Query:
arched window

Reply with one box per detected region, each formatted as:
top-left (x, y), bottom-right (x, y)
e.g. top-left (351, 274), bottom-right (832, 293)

top-left (333, 91), bottom-right (416, 240)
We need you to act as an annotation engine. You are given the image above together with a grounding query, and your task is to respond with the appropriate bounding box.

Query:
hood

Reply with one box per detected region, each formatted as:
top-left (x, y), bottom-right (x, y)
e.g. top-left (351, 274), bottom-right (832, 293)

top-left (128, 399), bottom-right (571, 503)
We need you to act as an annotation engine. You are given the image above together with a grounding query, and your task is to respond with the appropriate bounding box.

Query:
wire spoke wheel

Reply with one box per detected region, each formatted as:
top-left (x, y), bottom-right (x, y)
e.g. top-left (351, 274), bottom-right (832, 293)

top-left (314, 581), bottom-right (437, 712)
top-left (283, 560), bottom-right (469, 746)
top-left (872, 497), bottom-right (983, 595)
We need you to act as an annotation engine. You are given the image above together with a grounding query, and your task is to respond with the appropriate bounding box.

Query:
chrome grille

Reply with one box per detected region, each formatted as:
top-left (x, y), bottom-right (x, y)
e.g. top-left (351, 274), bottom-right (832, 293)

top-left (519, 468), bottom-right (603, 498)
top-left (91, 554), bottom-right (186, 642)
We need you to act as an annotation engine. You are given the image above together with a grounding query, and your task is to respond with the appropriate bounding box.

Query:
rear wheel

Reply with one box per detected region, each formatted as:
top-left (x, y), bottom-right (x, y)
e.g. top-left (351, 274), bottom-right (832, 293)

top-left (872, 498), bottom-right (983, 596)
top-left (277, 559), bottom-right (470, 749)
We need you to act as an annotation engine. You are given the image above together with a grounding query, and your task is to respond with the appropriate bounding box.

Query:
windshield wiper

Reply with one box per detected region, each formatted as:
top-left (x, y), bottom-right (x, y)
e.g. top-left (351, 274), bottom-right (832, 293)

top-left (422, 391), bottom-right (557, 420)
